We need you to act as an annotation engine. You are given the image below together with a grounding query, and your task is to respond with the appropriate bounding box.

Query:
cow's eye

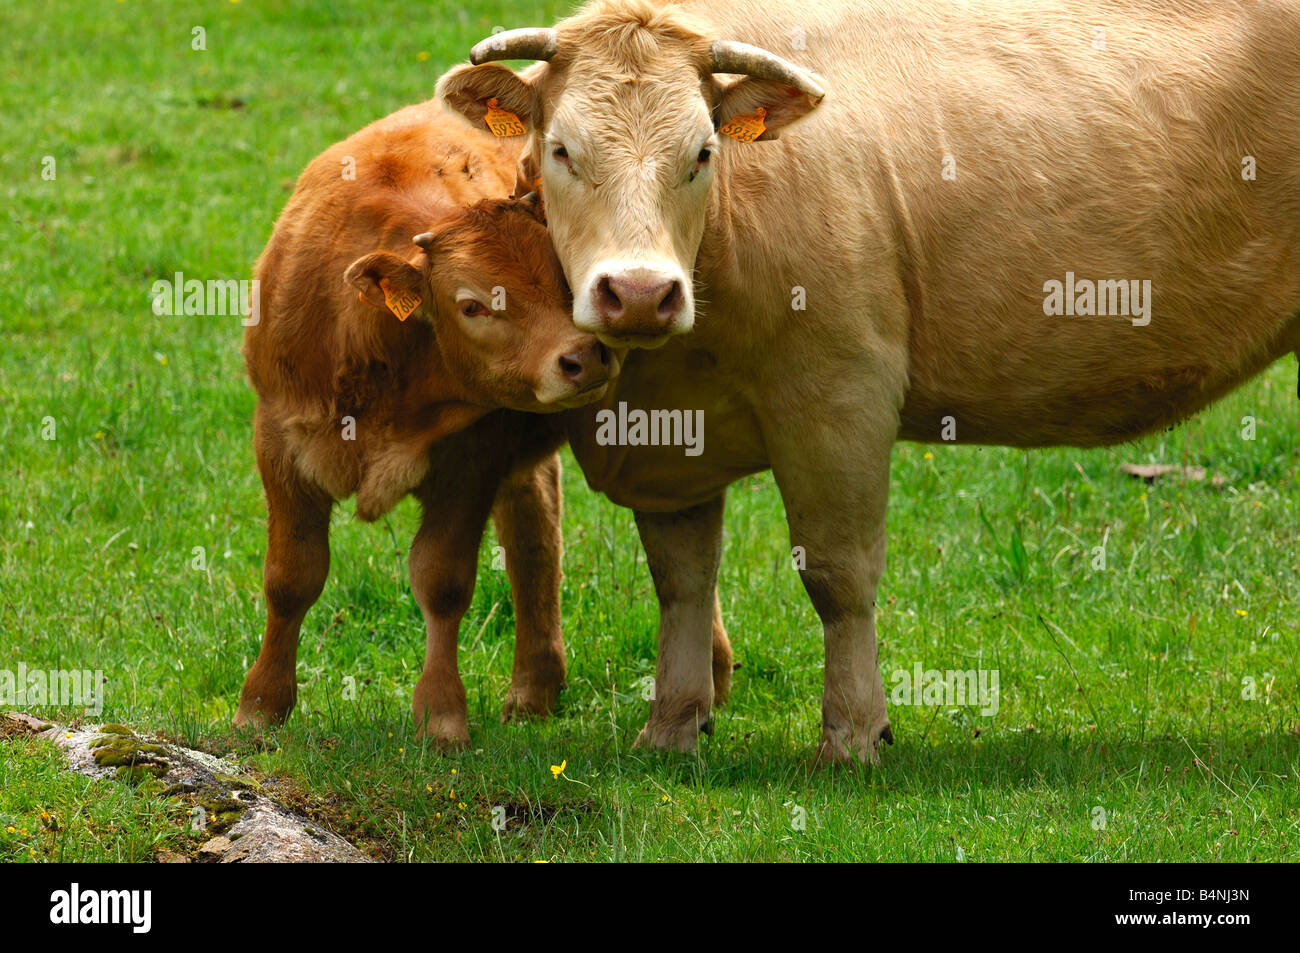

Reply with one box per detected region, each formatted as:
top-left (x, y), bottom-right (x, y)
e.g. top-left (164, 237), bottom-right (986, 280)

top-left (460, 299), bottom-right (487, 318)
top-left (689, 147), bottom-right (713, 183)
top-left (551, 145), bottom-right (575, 174)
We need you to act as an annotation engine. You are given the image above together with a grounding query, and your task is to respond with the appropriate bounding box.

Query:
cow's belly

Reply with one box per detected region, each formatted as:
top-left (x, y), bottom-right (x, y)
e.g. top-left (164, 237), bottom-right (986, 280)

top-left (897, 311), bottom-right (1300, 448)
top-left (562, 343), bottom-right (767, 511)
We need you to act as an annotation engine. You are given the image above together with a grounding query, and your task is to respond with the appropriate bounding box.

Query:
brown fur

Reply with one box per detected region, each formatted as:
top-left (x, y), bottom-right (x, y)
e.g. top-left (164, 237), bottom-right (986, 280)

top-left (234, 101), bottom-right (617, 745)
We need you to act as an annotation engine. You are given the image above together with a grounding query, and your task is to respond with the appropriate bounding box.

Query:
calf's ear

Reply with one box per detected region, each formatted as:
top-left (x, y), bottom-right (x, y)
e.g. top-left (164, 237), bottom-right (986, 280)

top-left (437, 62), bottom-right (542, 132)
top-left (713, 74), bottom-right (825, 141)
top-left (344, 251), bottom-right (428, 322)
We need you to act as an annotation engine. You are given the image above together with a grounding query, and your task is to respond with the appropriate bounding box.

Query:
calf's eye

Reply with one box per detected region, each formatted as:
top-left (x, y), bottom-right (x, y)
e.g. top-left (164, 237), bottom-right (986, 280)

top-left (460, 300), bottom-right (486, 317)
top-left (697, 148), bottom-right (712, 164)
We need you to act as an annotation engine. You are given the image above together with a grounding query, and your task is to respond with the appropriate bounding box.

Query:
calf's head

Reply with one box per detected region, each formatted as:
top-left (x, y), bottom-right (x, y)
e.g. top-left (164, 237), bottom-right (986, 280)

top-left (437, 0), bottom-right (825, 348)
top-left (345, 196), bottom-right (616, 411)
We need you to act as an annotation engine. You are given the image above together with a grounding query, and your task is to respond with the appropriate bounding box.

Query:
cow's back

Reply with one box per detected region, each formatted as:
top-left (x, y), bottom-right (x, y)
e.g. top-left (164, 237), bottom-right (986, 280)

top-left (689, 0), bottom-right (1300, 446)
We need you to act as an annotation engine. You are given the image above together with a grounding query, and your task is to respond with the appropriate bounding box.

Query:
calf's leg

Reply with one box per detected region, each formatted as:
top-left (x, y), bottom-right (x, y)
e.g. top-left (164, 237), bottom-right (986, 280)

top-left (632, 493), bottom-right (726, 752)
top-left (408, 472), bottom-right (500, 748)
top-left (495, 453), bottom-right (568, 720)
top-left (235, 460), bottom-right (332, 729)
top-left (710, 590), bottom-right (734, 705)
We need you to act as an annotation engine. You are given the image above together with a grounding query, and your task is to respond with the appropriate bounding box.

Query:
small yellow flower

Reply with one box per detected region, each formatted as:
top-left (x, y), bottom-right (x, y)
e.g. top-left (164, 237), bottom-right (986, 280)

top-left (5, 826), bottom-right (13, 834)
top-left (1236, 609), bottom-right (1248, 617)
top-left (924, 452), bottom-right (934, 460)
top-left (661, 795), bottom-right (670, 803)
top-left (458, 802), bottom-right (466, 810)
top-left (435, 812), bottom-right (441, 819)
top-left (449, 790), bottom-right (455, 799)
top-left (426, 784), bottom-right (433, 794)
top-left (550, 759), bottom-right (566, 779)
top-left (450, 768), bottom-right (457, 775)
top-left (387, 732), bottom-right (393, 739)
top-left (94, 432), bottom-right (104, 440)
top-left (398, 747), bottom-right (405, 754)
top-left (417, 51), bottom-right (431, 62)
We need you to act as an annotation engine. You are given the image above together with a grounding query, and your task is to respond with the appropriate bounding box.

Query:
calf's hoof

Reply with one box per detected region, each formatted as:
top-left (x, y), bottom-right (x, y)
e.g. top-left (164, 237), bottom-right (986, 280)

top-left (414, 708), bottom-right (471, 750)
top-left (233, 669), bottom-right (296, 729)
top-left (501, 680), bottom-right (562, 722)
top-left (412, 676), bottom-right (470, 750)
top-left (501, 659), bottom-right (565, 722)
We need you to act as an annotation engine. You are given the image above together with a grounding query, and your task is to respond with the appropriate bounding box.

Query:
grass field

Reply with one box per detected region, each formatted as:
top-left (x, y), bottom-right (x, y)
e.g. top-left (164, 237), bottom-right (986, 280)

top-left (1, 0), bottom-right (1297, 863)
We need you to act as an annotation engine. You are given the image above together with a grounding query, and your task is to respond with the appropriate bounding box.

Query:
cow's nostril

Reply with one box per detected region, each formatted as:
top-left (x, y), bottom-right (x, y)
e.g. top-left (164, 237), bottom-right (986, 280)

top-left (595, 276), bottom-right (623, 319)
top-left (656, 281), bottom-right (682, 320)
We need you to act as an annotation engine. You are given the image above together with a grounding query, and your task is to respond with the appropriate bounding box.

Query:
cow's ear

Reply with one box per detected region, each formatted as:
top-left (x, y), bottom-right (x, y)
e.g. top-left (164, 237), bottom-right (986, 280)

top-left (438, 62), bottom-right (542, 132)
top-left (713, 74), bottom-right (825, 141)
top-left (344, 251), bottom-right (429, 322)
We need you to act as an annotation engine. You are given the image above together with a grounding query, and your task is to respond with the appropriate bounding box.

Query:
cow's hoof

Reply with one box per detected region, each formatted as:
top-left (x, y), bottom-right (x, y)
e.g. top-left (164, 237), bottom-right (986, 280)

top-left (816, 721), bottom-right (892, 767)
top-left (633, 707), bottom-right (711, 753)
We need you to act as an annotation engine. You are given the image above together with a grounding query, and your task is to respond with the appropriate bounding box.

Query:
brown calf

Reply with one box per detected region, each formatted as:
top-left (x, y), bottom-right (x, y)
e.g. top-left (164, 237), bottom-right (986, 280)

top-left (233, 101), bottom-right (616, 746)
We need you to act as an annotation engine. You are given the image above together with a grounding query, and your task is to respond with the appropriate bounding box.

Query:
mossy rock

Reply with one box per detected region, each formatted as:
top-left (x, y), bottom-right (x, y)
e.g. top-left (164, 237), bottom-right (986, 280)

top-left (116, 763), bottom-right (169, 784)
top-left (90, 736), bottom-right (171, 768)
top-left (196, 793), bottom-right (249, 835)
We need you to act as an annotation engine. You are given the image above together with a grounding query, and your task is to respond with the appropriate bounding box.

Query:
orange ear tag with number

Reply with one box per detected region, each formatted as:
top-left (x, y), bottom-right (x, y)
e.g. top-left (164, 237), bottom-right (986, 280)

top-left (484, 98), bottom-right (526, 137)
top-left (379, 278), bottom-right (421, 322)
top-left (719, 106), bottom-right (767, 143)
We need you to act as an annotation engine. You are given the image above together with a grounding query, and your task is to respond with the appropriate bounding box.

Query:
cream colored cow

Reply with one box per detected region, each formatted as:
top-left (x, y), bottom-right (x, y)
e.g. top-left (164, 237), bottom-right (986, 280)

top-left (440, 0), bottom-right (1300, 763)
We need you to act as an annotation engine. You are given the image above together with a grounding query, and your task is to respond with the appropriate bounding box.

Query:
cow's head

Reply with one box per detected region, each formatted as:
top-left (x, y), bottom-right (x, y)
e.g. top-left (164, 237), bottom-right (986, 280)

top-left (438, 0), bottom-right (825, 348)
top-left (345, 196), bottom-right (617, 411)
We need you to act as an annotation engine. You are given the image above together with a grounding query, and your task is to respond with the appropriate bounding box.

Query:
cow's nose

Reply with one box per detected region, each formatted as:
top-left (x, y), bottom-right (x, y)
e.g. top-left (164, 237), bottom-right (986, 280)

top-left (557, 340), bottom-right (612, 389)
top-left (594, 274), bottom-right (683, 332)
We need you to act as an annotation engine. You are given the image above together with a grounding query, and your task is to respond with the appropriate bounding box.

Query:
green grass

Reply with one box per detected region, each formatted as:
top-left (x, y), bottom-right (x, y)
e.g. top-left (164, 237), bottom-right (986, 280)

top-left (1, 0), bottom-right (1297, 862)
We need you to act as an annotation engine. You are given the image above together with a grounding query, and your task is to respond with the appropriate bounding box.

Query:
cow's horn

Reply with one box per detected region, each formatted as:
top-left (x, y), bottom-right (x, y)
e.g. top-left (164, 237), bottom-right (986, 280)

top-left (469, 28), bottom-right (557, 65)
top-left (709, 40), bottom-right (825, 101)
top-left (413, 232), bottom-right (436, 249)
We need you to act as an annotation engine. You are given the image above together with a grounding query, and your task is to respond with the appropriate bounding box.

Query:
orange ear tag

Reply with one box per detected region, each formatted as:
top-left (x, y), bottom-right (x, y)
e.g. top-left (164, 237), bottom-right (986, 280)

top-left (484, 98), bottom-right (526, 137)
top-left (378, 278), bottom-right (421, 322)
top-left (719, 106), bottom-right (767, 142)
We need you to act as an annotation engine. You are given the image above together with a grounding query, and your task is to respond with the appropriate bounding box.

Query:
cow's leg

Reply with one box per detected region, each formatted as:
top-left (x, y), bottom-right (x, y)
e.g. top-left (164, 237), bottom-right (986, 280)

top-left (408, 474), bottom-right (500, 748)
top-left (769, 424), bottom-right (895, 765)
top-left (234, 464), bottom-right (332, 729)
top-left (632, 493), bottom-right (725, 751)
top-left (495, 453), bottom-right (567, 720)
